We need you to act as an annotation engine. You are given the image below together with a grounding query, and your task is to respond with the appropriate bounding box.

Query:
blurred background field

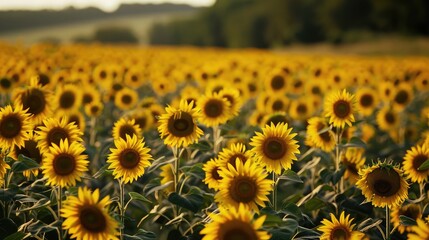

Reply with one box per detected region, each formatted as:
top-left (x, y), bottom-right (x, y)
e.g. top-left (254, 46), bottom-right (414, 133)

top-left (0, 0), bottom-right (428, 55)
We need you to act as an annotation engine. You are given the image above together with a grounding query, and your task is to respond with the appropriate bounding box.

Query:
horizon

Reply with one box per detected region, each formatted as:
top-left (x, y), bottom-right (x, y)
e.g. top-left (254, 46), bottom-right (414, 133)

top-left (0, 0), bottom-right (215, 12)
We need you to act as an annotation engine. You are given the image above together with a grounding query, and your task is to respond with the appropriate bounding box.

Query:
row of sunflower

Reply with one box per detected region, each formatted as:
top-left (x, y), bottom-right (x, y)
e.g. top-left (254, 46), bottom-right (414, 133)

top-left (0, 42), bottom-right (429, 239)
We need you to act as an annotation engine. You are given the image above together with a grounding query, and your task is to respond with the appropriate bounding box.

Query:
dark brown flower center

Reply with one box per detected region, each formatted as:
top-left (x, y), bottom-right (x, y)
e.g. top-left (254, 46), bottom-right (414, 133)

top-left (211, 166), bottom-right (222, 181)
top-left (360, 94), bottom-right (374, 107)
top-left (333, 100), bottom-right (351, 119)
top-left (220, 220), bottom-right (258, 240)
top-left (394, 90), bottom-right (409, 105)
top-left (167, 112), bottom-right (194, 137)
top-left (119, 125), bottom-right (136, 140)
top-left (330, 226), bottom-right (349, 240)
top-left (320, 131), bottom-right (332, 143)
top-left (297, 104), bottom-right (308, 114)
top-left (312, 86), bottom-right (321, 95)
top-left (68, 115), bottom-right (80, 129)
top-left (112, 83), bottom-right (123, 91)
top-left (15, 140), bottom-right (42, 164)
top-left (135, 117), bottom-right (147, 130)
top-left (272, 100), bottom-right (284, 111)
top-left (228, 154), bottom-right (248, 167)
top-left (0, 78), bottom-right (12, 89)
top-left (262, 137), bottom-right (286, 160)
top-left (229, 177), bottom-right (257, 203)
top-left (271, 75), bottom-right (285, 90)
top-left (401, 205), bottom-right (421, 220)
top-left (53, 154), bottom-right (76, 176)
top-left (204, 99), bottom-right (223, 118)
top-left (265, 115), bottom-right (288, 126)
top-left (384, 112), bottom-right (396, 124)
top-left (38, 74), bottom-right (50, 86)
top-left (90, 106), bottom-right (100, 115)
top-left (0, 114), bottom-right (22, 138)
top-left (368, 168), bottom-right (401, 197)
top-left (100, 71), bottom-right (107, 79)
top-left (59, 91), bottom-right (76, 109)
top-left (412, 154), bottom-right (428, 172)
top-left (47, 127), bottom-right (69, 146)
top-left (22, 89), bottom-right (46, 115)
top-left (119, 149), bottom-right (140, 169)
top-left (121, 95), bottom-right (132, 105)
top-left (79, 205), bottom-right (107, 233)
top-left (82, 94), bottom-right (93, 104)
top-left (223, 94), bottom-right (235, 107)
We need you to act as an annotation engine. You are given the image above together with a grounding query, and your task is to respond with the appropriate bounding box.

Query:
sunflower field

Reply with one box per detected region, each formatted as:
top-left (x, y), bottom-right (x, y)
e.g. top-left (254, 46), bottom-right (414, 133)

top-left (1, 42), bottom-right (429, 240)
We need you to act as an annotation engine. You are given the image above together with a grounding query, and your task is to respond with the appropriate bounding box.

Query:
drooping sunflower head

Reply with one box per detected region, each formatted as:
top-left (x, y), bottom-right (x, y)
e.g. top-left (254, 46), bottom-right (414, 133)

top-left (203, 158), bottom-right (223, 191)
top-left (306, 117), bottom-right (336, 152)
top-left (114, 87), bottom-right (139, 111)
top-left (391, 203), bottom-right (422, 234)
top-left (0, 104), bottom-right (32, 150)
top-left (216, 159), bottom-right (273, 212)
top-left (41, 138), bottom-right (88, 188)
top-left (324, 89), bottom-right (357, 129)
top-left (200, 203), bottom-right (270, 240)
top-left (12, 78), bottom-right (53, 124)
top-left (317, 211), bottom-right (356, 240)
top-left (341, 147), bottom-right (366, 184)
top-left (112, 118), bottom-right (142, 141)
top-left (157, 100), bottom-right (203, 148)
top-left (197, 91), bottom-right (233, 127)
top-left (61, 187), bottom-right (119, 240)
top-left (407, 218), bottom-right (429, 240)
top-left (250, 122), bottom-right (300, 174)
top-left (107, 134), bottom-right (152, 184)
top-left (218, 143), bottom-right (253, 169)
top-left (55, 84), bottom-right (82, 112)
top-left (356, 161), bottom-right (408, 208)
top-left (403, 144), bottom-right (429, 183)
top-left (36, 117), bottom-right (83, 152)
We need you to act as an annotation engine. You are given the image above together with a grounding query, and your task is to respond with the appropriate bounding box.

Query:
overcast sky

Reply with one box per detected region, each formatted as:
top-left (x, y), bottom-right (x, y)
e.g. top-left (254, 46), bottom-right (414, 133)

top-left (0, 0), bottom-right (215, 12)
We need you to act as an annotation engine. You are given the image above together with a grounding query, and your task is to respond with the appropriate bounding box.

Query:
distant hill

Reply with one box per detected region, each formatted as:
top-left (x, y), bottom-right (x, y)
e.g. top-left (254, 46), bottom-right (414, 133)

top-left (0, 3), bottom-right (196, 34)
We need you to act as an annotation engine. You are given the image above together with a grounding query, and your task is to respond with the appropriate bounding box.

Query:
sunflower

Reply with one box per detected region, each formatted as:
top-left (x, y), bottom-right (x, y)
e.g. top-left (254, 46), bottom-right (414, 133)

top-left (217, 143), bottom-right (253, 169)
top-left (360, 123), bottom-right (375, 143)
top-left (289, 98), bottom-right (313, 121)
top-left (55, 84), bottom-right (82, 113)
top-left (216, 159), bottom-right (272, 212)
top-left (248, 110), bottom-right (265, 127)
top-left (391, 203), bottom-right (421, 234)
top-left (202, 158), bottom-right (223, 190)
top-left (127, 108), bottom-right (154, 132)
top-left (84, 102), bottom-right (104, 118)
top-left (403, 144), bottom-right (429, 183)
top-left (114, 87), bottom-right (138, 111)
top-left (158, 100), bottom-right (203, 148)
top-left (0, 77), bottom-right (14, 93)
top-left (266, 94), bottom-right (289, 114)
top-left (318, 211), bottom-right (359, 240)
top-left (355, 88), bottom-right (378, 117)
top-left (341, 147), bottom-right (366, 184)
top-left (392, 83), bottom-right (414, 112)
top-left (198, 92), bottom-right (233, 127)
top-left (112, 118), bottom-right (142, 141)
top-left (378, 81), bottom-right (395, 102)
top-left (306, 117), bottom-right (336, 152)
top-left (107, 134), bottom-right (152, 184)
top-left (36, 117), bottom-right (83, 152)
top-left (10, 131), bottom-right (43, 178)
top-left (41, 139), bottom-right (88, 188)
top-left (57, 110), bottom-right (86, 133)
top-left (407, 218), bottom-right (429, 240)
top-left (264, 72), bottom-right (289, 94)
top-left (0, 154), bottom-right (10, 186)
top-left (200, 203), bottom-right (270, 240)
top-left (356, 161), bottom-right (408, 208)
top-left (12, 76), bottom-right (53, 124)
top-left (160, 164), bottom-right (174, 193)
top-left (124, 67), bottom-right (145, 88)
top-left (0, 105), bottom-right (32, 150)
top-left (324, 89), bottom-right (357, 129)
top-left (218, 88), bottom-right (242, 117)
top-left (250, 122), bottom-right (300, 174)
top-left (81, 85), bottom-right (100, 106)
top-left (61, 187), bottom-right (119, 240)
top-left (376, 106), bottom-right (399, 131)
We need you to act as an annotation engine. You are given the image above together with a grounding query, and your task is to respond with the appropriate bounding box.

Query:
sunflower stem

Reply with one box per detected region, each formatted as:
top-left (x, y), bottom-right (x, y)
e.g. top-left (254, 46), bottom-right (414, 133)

top-left (57, 186), bottom-right (63, 240)
top-left (272, 172), bottom-right (278, 211)
top-left (386, 206), bottom-right (390, 240)
top-left (213, 126), bottom-right (221, 154)
top-left (119, 180), bottom-right (125, 240)
top-left (89, 117), bottom-right (97, 146)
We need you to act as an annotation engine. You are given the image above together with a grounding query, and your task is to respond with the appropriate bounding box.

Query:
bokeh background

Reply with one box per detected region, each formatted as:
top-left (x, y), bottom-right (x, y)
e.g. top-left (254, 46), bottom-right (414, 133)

top-left (1, 0), bottom-right (429, 54)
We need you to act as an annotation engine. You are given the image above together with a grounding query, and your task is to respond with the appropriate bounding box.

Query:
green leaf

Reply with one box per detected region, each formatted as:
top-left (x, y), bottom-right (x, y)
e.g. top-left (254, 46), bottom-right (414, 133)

top-left (4, 232), bottom-right (27, 240)
top-left (281, 202), bottom-right (302, 219)
top-left (418, 159), bottom-right (429, 171)
top-left (27, 220), bottom-right (60, 235)
top-left (262, 213), bottom-right (283, 226)
top-left (0, 187), bottom-right (19, 201)
top-left (129, 192), bottom-right (152, 204)
top-left (343, 137), bottom-right (366, 149)
top-left (168, 192), bottom-right (204, 213)
top-left (279, 170), bottom-right (303, 183)
top-left (304, 197), bottom-right (325, 211)
top-left (134, 229), bottom-right (157, 240)
top-left (332, 167), bottom-right (346, 185)
top-left (93, 164), bottom-right (110, 178)
top-left (0, 219), bottom-right (17, 239)
top-left (11, 154), bottom-right (39, 173)
top-left (400, 215), bottom-right (417, 226)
